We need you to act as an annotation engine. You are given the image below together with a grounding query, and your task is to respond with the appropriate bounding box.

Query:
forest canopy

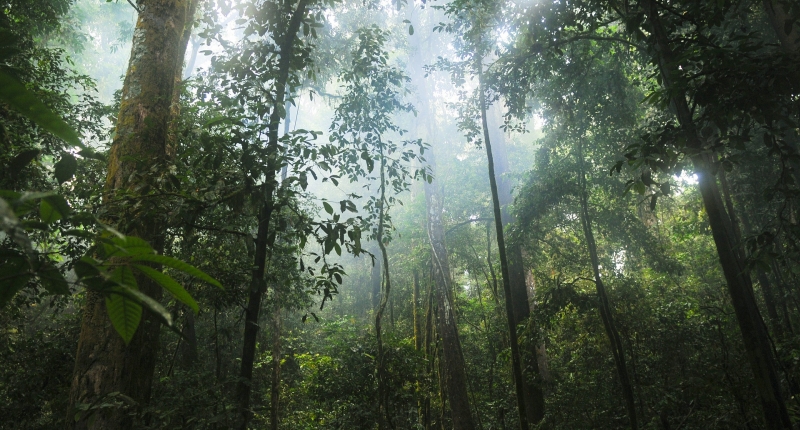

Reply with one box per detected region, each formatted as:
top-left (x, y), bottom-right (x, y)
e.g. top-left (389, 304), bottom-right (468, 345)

top-left (1, 0), bottom-right (799, 429)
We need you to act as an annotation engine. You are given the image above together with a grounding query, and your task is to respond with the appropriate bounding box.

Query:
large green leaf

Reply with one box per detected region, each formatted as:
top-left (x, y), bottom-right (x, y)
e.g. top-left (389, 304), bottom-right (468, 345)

top-left (38, 263), bottom-right (70, 295)
top-left (8, 149), bottom-right (40, 176)
top-left (110, 265), bottom-right (137, 289)
top-left (110, 286), bottom-right (173, 328)
top-left (105, 292), bottom-right (142, 344)
top-left (54, 152), bottom-right (78, 184)
top-left (102, 235), bottom-right (154, 258)
top-left (39, 199), bottom-right (62, 224)
top-left (134, 264), bottom-right (199, 313)
top-left (0, 70), bottom-right (81, 147)
top-left (132, 254), bottom-right (222, 288)
top-left (0, 254), bottom-right (32, 307)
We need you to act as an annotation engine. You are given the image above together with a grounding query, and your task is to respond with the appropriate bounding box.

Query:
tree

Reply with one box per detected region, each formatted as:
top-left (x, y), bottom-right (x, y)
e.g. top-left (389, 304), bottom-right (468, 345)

top-left (67, 1), bottom-right (197, 427)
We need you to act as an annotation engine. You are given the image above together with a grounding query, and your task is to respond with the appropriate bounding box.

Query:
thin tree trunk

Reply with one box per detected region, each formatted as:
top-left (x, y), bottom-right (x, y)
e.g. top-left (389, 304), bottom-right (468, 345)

top-left (423, 272), bottom-right (434, 430)
top-left (424, 152), bottom-right (477, 430)
top-left (720, 171), bottom-right (785, 340)
top-left (376, 144), bottom-right (395, 430)
top-left (576, 138), bottom-right (638, 430)
top-left (270, 305), bottom-right (281, 430)
top-left (490, 107), bottom-right (545, 423)
top-left (642, 1), bottom-right (791, 427)
top-left (414, 269), bottom-right (422, 351)
top-left (372, 247), bottom-right (382, 310)
top-left (477, 52), bottom-right (529, 430)
top-left (67, 2), bottom-right (194, 428)
top-left (236, 1), bottom-right (309, 427)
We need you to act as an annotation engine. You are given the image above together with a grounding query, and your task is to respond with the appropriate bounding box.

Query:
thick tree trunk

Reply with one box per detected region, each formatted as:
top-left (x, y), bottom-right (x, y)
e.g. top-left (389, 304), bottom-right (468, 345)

top-left (424, 152), bottom-right (477, 430)
top-left (643, 1), bottom-right (791, 427)
top-left (67, 2), bottom-right (194, 428)
top-left (762, 0), bottom-right (800, 54)
top-left (477, 53), bottom-right (529, 430)
top-left (576, 139), bottom-right (638, 430)
top-left (489, 107), bottom-right (545, 424)
top-left (236, 1), bottom-right (309, 427)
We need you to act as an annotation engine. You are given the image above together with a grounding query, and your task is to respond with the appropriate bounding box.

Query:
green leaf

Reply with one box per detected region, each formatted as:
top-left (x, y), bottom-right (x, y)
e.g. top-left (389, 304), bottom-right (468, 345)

top-left (54, 152), bottom-right (78, 184)
top-left (39, 199), bottom-right (62, 224)
top-left (0, 71), bottom-right (81, 148)
top-left (105, 291), bottom-right (142, 344)
top-left (111, 285), bottom-right (173, 327)
top-left (323, 201), bottom-right (333, 214)
top-left (8, 149), bottom-right (39, 176)
top-left (38, 263), bottom-right (70, 295)
top-left (408, 25), bottom-right (414, 35)
top-left (111, 266), bottom-right (137, 289)
top-left (109, 236), bottom-right (155, 257)
top-left (132, 254), bottom-right (222, 288)
top-left (134, 265), bottom-right (199, 313)
top-left (0, 255), bottom-right (32, 307)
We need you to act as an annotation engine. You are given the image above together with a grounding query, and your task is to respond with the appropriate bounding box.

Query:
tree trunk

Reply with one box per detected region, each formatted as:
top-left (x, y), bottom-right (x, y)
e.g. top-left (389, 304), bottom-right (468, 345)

top-left (414, 269), bottom-right (422, 351)
top-left (424, 151), bottom-right (477, 430)
top-left (236, 1), bottom-right (309, 427)
top-left (371, 247), bottom-right (382, 310)
top-left (376, 144), bottom-right (394, 430)
top-left (270, 305), bottom-right (281, 430)
top-left (576, 138), bottom-right (638, 430)
top-left (477, 52), bottom-right (529, 430)
top-left (762, 0), bottom-right (800, 54)
top-left (489, 106), bottom-right (545, 424)
top-left (720, 170), bottom-right (786, 340)
top-left (67, 2), bottom-right (194, 428)
top-left (642, 1), bottom-right (791, 427)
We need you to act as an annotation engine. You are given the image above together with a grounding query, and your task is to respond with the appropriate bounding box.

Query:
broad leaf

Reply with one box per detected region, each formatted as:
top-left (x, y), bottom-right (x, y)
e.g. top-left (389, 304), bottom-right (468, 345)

top-left (38, 263), bottom-right (70, 295)
top-left (134, 264), bottom-right (199, 313)
top-left (54, 152), bottom-right (78, 184)
top-left (0, 71), bottom-right (81, 147)
top-left (132, 254), bottom-right (222, 288)
top-left (0, 254), bottom-right (32, 307)
top-left (105, 292), bottom-right (142, 344)
top-left (39, 200), bottom-right (61, 224)
top-left (111, 286), bottom-right (173, 327)
top-left (8, 149), bottom-right (39, 176)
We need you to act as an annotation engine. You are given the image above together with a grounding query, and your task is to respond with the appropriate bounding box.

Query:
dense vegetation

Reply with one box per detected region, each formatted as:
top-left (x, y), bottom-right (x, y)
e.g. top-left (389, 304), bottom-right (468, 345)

top-left (1, 0), bottom-right (799, 429)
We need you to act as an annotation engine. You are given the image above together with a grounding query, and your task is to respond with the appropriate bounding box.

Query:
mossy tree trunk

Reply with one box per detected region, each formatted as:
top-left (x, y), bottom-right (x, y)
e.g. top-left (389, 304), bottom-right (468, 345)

top-left (424, 152), bottom-right (477, 430)
top-left (67, 1), bottom-right (195, 428)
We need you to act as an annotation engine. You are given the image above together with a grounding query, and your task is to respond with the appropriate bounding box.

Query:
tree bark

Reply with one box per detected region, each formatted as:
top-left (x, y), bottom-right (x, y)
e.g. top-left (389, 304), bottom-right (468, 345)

top-left (762, 0), bottom-right (800, 54)
top-left (236, 1), bottom-right (309, 427)
top-left (719, 170), bottom-right (785, 340)
top-left (270, 305), bottom-right (281, 430)
top-left (414, 269), bottom-right (422, 351)
top-left (576, 138), bottom-right (638, 430)
top-left (424, 151), bottom-right (477, 430)
top-left (642, 1), bottom-right (791, 427)
top-left (371, 246), bottom-right (382, 310)
top-left (67, 2), bottom-right (194, 428)
top-left (376, 144), bottom-right (394, 430)
top-left (477, 52), bottom-right (529, 430)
